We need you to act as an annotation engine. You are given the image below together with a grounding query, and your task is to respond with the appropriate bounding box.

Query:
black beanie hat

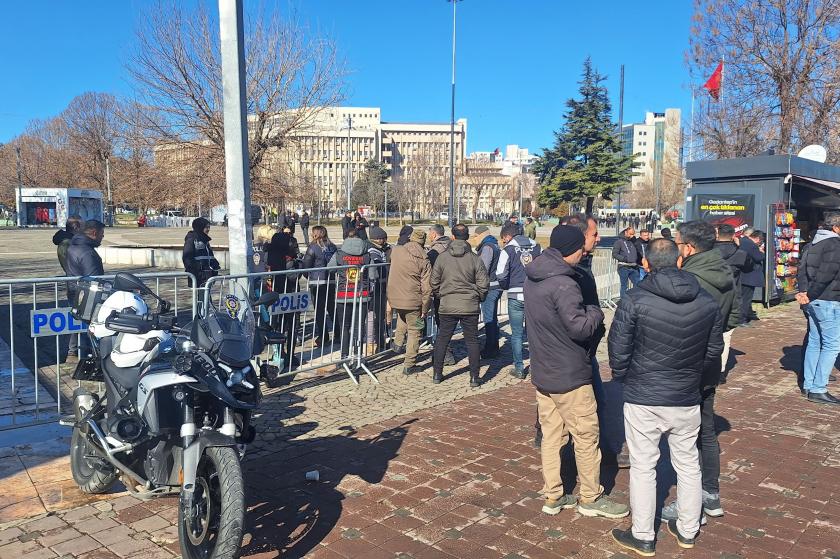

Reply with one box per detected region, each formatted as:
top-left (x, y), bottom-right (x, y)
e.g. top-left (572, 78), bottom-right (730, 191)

top-left (550, 225), bottom-right (585, 256)
top-left (370, 226), bottom-right (387, 241)
top-left (192, 217), bottom-right (210, 233)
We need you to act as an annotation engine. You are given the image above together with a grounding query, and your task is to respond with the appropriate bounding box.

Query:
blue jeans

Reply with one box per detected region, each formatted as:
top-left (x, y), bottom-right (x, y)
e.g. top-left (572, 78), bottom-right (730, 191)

top-left (481, 288), bottom-right (502, 350)
top-left (508, 298), bottom-right (525, 371)
top-left (638, 268), bottom-right (647, 281)
top-left (617, 266), bottom-right (640, 297)
top-left (803, 300), bottom-right (840, 394)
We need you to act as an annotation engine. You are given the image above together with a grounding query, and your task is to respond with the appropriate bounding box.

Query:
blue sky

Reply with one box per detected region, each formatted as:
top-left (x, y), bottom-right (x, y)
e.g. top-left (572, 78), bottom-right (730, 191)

top-left (0, 0), bottom-right (696, 155)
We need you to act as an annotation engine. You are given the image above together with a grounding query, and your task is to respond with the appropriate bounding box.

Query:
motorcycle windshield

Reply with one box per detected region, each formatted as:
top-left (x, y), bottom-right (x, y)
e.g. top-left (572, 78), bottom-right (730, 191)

top-left (206, 282), bottom-right (256, 365)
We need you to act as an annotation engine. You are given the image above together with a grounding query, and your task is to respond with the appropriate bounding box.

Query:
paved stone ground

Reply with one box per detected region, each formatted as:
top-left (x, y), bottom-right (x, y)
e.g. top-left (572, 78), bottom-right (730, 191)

top-left (0, 302), bottom-right (837, 558)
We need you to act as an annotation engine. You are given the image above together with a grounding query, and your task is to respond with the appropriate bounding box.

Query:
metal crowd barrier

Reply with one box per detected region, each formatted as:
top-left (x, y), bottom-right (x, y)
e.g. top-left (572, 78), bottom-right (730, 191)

top-left (0, 271), bottom-right (197, 431)
top-left (591, 248), bottom-right (620, 308)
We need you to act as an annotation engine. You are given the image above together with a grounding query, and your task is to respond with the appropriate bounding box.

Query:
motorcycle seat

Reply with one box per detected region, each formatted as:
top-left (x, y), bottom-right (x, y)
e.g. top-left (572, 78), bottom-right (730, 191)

top-left (103, 356), bottom-right (143, 391)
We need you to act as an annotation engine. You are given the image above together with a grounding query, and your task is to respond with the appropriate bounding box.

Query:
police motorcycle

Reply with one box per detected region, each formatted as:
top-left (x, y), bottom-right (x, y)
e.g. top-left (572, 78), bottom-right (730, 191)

top-left (64, 272), bottom-right (279, 559)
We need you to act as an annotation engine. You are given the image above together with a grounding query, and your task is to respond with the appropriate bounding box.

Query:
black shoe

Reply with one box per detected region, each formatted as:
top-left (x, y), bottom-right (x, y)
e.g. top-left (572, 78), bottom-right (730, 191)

top-left (510, 368), bottom-right (526, 379)
top-left (667, 518), bottom-right (695, 549)
top-left (470, 375), bottom-right (481, 388)
top-left (392, 344), bottom-right (406, 355)
top-left (611, 528), bottom-right (655, 557)
top-left (444, 351), bottom-right (456, 366)
top-left (433, 373), bottom-right (443, 384)
top-left (534, 428), bottom-right (543, 449)
top-left (807, 391), bottom-right (840, 405)
top-left (402, 365), bottom-right (423, 375)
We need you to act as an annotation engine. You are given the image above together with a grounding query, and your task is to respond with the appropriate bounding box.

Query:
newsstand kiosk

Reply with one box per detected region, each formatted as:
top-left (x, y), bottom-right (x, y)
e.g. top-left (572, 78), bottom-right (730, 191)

top-left (686, 154), bottom-right (840, 306)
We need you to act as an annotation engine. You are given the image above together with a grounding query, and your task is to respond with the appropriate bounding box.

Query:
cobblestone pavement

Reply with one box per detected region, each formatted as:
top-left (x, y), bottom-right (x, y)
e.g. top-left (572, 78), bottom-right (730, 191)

top-left (1, 303), bottom-right (838, 559)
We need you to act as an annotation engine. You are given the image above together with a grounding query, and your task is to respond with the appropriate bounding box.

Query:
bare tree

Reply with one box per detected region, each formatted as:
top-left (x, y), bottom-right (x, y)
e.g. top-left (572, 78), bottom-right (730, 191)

top-left (127, 2), bottom-right (346, 204)
top-left (689, 0), bottom-right (840, 159)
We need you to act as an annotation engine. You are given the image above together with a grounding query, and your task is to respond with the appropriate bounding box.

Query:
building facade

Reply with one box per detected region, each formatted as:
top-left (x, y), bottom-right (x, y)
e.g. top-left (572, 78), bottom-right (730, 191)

top-left (621, 109), bottom-right (682, 192)
top-left (460, 144), bottom-right (537, 218)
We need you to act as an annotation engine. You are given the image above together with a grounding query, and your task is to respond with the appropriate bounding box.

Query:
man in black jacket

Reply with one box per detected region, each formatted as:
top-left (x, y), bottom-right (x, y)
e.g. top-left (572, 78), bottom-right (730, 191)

top-left (300, 210), bottom-right (310, 245)
top-left (525, 225), bottom-right (629, 520)
top-left (613, 227), bottom-right (639, 297)
top-left (634, 229), bottom-right (651, 280)
top-left (65, 220), bottom-right (107, 361)
top-left (797, 214), bottom-right (840, 405)
top-left (738, 229), bottom-right (766, 325)
top-left (608, 238), bottom-right (723, 556)
top-left (714, 224), bottom-right (750, 286)
top-left (668, 220), bottom-right (738, 523)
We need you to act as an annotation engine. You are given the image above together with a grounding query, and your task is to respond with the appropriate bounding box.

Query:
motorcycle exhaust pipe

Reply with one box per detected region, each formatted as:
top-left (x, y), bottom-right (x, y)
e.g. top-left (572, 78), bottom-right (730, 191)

top-left (73, 390), bottom-right (96, 423)
top-left (86, 419), bottom-right (148, 488)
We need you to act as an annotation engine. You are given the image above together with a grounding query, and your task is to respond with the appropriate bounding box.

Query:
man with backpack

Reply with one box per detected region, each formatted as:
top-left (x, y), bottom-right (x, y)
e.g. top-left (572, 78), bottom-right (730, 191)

top-left (329, 229), bottom-right (372, 360)
top-left (497, 222), bottom-right (541, 378)
top-left (474, 226), bottom-right (502, 358)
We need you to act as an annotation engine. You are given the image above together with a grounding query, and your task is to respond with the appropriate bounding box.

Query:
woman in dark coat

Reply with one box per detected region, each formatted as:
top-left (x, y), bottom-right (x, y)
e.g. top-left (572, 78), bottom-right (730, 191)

top-left (353, 212), bottom-right (369, 241)
top-left (183, 217), bottom-right (220, 286)
top-left (265, 230), bottom-right (301, 367)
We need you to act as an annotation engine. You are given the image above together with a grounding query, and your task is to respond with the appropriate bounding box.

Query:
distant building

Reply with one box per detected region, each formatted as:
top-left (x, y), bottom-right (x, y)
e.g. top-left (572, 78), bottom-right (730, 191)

top-left (461, 144), bottom-right (537, 217)
top-left (621, 109), bottom-right (682, 192)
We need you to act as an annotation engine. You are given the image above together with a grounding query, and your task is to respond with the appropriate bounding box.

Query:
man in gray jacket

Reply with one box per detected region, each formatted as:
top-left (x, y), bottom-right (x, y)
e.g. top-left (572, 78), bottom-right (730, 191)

top-left (430, 224), bottom-right (489, 387)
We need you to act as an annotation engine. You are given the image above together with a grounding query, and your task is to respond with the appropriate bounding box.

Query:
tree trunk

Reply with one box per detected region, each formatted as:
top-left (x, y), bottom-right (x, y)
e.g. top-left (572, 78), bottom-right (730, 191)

top-left (585, 196), bottom-right (595, 215)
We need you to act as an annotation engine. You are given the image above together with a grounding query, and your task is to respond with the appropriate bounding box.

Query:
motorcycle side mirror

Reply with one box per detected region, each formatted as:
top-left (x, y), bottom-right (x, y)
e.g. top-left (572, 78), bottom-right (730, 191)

top-left (254, 292), bottom-right (279, 308)
top-left (113, 272), bottom-right (150, 294)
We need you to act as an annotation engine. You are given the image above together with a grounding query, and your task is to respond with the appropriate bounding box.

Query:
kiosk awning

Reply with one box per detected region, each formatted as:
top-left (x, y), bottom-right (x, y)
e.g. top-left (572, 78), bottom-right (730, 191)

top-left (792, 175), bottom-right (840, 191)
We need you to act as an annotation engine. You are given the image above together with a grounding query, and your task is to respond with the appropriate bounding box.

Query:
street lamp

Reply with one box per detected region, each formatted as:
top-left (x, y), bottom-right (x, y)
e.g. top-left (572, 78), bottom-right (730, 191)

top-left (447, 0), bottom-right (462, 229)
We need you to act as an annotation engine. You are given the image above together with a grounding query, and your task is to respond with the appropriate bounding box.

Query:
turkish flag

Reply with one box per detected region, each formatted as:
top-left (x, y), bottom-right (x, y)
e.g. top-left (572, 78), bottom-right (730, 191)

top-left (703, 61), bottom-right (723, 101)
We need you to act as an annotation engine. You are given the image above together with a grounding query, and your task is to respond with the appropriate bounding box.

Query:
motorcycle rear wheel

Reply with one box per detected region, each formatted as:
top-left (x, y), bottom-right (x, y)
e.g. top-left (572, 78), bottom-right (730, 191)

top-left (178, 446), bottom-right (244, 559)
top-left (70, 427), bottom-right (118, 494)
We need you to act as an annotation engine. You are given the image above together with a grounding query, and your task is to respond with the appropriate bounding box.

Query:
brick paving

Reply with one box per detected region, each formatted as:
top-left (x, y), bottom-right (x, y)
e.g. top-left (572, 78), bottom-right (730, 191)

top-left (0, 303), bottom-right (838, 558)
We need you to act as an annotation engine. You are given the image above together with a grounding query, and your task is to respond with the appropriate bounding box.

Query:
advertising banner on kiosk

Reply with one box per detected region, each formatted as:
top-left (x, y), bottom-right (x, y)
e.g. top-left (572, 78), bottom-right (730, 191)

top-left (693, 194), bottom-right (755, 234)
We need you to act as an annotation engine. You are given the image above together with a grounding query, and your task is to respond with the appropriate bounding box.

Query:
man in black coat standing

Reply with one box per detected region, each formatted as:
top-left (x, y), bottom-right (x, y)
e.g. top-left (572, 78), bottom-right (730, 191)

top-left (608, 238), bottom-right (723, 556)
top-left (738, 229), bottom-right (766, 325)
top-left (341, 211), bottom-right (353, 240)
top-left (300, 210), bottom-right (311, 245)
top-left (525, 225), bottom-right (629, 520)
top-left (65, 220), bottom-right (107, 361)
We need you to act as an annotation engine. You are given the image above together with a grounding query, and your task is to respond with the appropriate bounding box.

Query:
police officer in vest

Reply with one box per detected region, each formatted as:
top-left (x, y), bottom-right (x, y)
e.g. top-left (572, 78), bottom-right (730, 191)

top-left (328, 229), bottom-right (372, 360)
top-left (496, 222), bottom-right (541, 378)
top-left (473, 226), bottom-right (503, 358)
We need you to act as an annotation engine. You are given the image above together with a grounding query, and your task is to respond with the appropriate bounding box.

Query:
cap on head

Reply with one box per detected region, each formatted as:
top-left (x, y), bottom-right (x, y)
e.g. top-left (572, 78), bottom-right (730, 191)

top-left (369, 226), bottom-right (387, 241)
top-left (549, 225), bottom-right (585, 256)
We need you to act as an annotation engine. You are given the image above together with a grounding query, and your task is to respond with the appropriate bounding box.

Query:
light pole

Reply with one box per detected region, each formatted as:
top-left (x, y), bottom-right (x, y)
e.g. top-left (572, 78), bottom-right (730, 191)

top-left (447, 0), bottom-right (461, 229)
top-left (15, 146), bottom-right (23, 227)
top-left (104, 153), bottom-right (113, 226)
top-left (615, 63), bottom-right (625, 236)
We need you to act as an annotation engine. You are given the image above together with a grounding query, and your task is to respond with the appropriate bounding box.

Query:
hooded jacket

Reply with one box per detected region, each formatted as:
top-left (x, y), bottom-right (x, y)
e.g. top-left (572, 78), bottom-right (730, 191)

top-left (608, 267), bottom-right (724, 406)
top-left (803, 229), bottom-right (840, 302)
top-left (66, 233), bottom-right (104, 277)
top-left (302, 241), bottom-right (337, 285)
top-left (612, 236), bottom-right (638, 266)
top-left (496, 235), bottom-right (541, 300)
top-left (430, 239), bottom-right (489, 315)
top-left (427, 235), bottom-right (451, 267)
top-left (681, 249), bottom-right (740, 331)
top-left (183, 219), bottom-right (219, 278)
top-left (714, 241), bottom-right (751, 284)
top-left (329, 237), bottom-right (371, 302)
top-left (524, 249), bottom-right (604, 394)
top-left (53, 228), bottom-right (75, 273)
top-left (387, 241), bottom-right (432, 313)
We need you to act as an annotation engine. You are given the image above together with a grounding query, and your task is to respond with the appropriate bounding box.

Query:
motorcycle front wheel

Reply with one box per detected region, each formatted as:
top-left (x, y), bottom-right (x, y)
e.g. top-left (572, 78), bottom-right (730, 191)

top-left (178, 446), bottom-right (244, 559)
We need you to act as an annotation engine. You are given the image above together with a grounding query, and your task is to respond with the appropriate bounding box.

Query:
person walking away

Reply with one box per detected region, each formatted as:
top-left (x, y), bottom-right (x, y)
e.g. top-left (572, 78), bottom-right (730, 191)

top-left (738, 229), bottom-right (766, 326)
top-left (613, 228), bottom-right (640, 297)
top-left (497, 222), bottom-right (542, 378)
top-left (53, 215), bottom-right (83, 274)
top-left (397, 225), bottom-right (413, 246)
top-left (353, 212), bottom-right (369, 241)
top-left (329, 230), bottom-right (372, 360)
top-left (474, 226), bottom-right (502, 358)
top-left (524, 216), bottom-right (538, 240)
top-left (301, 225), bottom-right (337, 348)
top-left (634, 230), bottom-right (651, 280)
top-left (430, 224), bottom-right (489, 387)
top-left (300, 210), bottom-right (311, 245)
top-left (662, 220), bottom-right (738, 524)
top-left (796, 214), bottom-right (840, 405)
top-left (524, 225), bottom-right (628, 520)
top-left (341, 211), bottom-right (353, 240)
top-left (387, 229), bottom-right (432, 375)
top-left (427, 224), bottom-right (455, 364)
top-left (661, 227), bottom-right (672, 240)
top-left (715, 223), bottom-right (751, 374)
top-left (183, 217), bottom-right (221, 287)
top-left (66, 220), bottom-right (107, 361)
top-left (608, 238), bottom-right (723, 556)
top-left (367, 227), bottom-right (390, 353)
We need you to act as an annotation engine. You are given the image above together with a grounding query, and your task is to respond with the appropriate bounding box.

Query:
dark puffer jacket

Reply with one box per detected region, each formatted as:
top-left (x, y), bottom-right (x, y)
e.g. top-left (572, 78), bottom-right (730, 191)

top-left (803, 229), bottom-right (840, 302)
top-left (524, 249), bottom-right (604, 395)
top-left (66, 233), bottom-right (104, 277)
top-left (430, 240), bottom-right (489, 315)
top-left (714, 241), bottom-right (751, 284)
top-left (608, 267), bottom-right (724, 406)
top-left (681, 248), bottom-right (740, 331)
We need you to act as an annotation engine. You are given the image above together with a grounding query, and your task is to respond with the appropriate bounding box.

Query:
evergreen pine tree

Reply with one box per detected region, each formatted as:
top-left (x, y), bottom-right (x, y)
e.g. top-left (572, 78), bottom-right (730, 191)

top-left (533, 58), bottom-right (635, 214)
